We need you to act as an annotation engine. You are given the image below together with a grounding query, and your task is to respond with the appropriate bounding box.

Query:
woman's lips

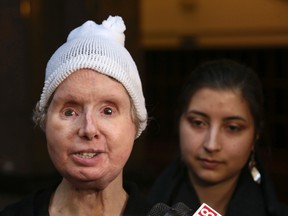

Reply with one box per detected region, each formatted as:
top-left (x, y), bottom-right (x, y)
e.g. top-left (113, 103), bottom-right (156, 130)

top-left (199, 158), bottom-right (223, 169)
top-left (71, 150), bottom-right (104, 166)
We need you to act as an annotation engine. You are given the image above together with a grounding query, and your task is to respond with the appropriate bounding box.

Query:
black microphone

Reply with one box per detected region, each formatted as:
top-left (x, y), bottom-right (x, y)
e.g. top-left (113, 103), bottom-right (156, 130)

top-left (171, 202), bottom-right (194, 216)
top-left (147, 202), bottom-right (193, 216)
top-left (147, 202), bottom-right (182, 216)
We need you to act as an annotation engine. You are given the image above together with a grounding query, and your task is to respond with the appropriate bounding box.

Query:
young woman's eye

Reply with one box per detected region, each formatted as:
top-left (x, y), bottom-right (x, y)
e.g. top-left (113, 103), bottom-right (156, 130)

top-left (193, 120), bottom-right (205, 126)
top-left (63, 109), bottom-right (77, 117)
top-left (187, 117), bottom-right (206, 128)
top-left (192, 120), bottom-right (204, 127)
top-left (103, 107), bottom-right (113, 115)
top-left (227, 125), bottom-right (241, 132)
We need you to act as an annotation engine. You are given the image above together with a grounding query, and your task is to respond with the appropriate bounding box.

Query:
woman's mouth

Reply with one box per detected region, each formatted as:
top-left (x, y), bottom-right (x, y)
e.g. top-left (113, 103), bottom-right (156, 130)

top-left (75, 152), bottom-right (98, 159)
top-left (199, 158), bottom-right (222, 169)
top-left (72, 151), bottom-right (104, 166)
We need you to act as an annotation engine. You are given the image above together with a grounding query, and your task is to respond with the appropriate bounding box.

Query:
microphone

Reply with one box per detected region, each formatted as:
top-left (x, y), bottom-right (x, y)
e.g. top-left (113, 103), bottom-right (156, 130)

top-left (147, 202), bottom-right (193, 216)
top-left (146, 202), bottom-right (179, 216)
top-left (193, 203), bottom-right (222, 216)
top-left (172, 202), bottom-right (194, 216)
top-left (147, 202), bottom-right (222, 216)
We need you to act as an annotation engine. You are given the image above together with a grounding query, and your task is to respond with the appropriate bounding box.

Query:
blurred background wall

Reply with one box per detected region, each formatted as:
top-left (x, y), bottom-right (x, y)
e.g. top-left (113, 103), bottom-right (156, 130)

top-left (0, 0), bottom-right (288, 208)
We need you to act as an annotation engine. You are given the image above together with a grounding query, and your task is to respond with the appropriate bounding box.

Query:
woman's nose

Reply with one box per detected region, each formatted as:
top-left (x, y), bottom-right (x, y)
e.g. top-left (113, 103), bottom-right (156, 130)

top-left (203, 128), bottom-right (222, 152)
top-left (78, 113), bottom-right (99, 140)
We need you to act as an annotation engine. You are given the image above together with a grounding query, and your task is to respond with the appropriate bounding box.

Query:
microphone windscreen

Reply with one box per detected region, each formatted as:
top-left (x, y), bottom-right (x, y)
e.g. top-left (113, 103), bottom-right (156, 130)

top-left (172, 202), bottom-right (194, 216)
top-left (147, 203), bottom-right (171, 216)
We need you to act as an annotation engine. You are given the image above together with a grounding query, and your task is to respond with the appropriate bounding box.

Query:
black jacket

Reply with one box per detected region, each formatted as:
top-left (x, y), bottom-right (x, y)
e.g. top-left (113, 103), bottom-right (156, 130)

top-left (0, 181), bottom-right (151, 216)
top-left (148, 158), bottom-right (288, 216)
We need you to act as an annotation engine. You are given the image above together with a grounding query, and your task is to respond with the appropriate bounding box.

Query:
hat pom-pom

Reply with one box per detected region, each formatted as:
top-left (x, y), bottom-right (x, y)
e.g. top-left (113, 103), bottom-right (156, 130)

top-left (67, 16), bottom-right (126, 46)
top-left (102, 16), bottom-right (126, 34)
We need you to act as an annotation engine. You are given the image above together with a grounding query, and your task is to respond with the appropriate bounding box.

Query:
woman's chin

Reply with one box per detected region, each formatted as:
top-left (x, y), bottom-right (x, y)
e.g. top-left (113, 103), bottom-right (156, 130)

top-left (66, 177), bottom-right (111, 190)
top-left (63, 172), bottom-right (118, 190)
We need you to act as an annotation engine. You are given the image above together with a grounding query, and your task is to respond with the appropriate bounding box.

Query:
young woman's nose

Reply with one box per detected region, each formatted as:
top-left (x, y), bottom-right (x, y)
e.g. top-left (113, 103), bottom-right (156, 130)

top-left (203, 127), bottom-right (222, 152)
top-left (78, 112), bottom-right (99, 140)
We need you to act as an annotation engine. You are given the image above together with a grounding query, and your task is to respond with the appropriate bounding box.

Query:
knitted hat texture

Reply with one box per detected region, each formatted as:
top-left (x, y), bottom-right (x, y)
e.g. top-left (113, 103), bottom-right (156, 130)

top-left (39, 16), bottom-right (147, 137)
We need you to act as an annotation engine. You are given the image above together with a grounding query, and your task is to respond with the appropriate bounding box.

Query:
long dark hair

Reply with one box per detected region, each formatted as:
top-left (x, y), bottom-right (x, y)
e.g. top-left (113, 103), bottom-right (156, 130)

top-left (176, 59), bottom-right (264, 136)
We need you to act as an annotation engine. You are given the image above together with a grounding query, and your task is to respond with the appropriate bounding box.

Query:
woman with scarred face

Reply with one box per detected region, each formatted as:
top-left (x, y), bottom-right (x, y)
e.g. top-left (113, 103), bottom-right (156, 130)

top-left (1, 16), bottom-right (150, 216)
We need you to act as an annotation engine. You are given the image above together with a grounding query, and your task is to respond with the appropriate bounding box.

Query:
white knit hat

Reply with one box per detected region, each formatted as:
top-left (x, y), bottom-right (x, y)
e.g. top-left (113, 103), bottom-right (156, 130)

top-left (39, 16), bottom-right (147, 138)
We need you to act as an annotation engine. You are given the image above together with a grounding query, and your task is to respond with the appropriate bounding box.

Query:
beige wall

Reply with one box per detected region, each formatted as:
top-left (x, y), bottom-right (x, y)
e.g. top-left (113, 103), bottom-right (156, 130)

top-left (140, 0), bottom-right (288, 48)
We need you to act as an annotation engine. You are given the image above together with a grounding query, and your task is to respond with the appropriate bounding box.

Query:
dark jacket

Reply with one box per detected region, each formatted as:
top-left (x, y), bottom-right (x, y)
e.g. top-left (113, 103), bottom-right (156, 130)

top-left (148, 158), bottom-right (288, 216)
top-left (0, 181), bottom-right (151, 216)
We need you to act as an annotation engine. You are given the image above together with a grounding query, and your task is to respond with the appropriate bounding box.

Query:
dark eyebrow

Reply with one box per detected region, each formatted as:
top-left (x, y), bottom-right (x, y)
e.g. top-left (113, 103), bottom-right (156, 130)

top-left (223, 116), bottom-right (247, 123)
top-left (186, 110), bottom-right (247, 123)
top-left (186, 110), bottom-right (209, 119)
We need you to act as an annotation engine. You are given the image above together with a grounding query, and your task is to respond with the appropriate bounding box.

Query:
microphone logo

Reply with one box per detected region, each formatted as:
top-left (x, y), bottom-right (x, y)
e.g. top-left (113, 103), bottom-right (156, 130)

top-left (193, 203), bottom-right (221, 216)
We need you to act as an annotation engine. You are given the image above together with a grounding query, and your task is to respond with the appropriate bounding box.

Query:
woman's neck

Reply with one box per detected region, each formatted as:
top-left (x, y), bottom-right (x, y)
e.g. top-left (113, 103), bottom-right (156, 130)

top-left (189, 173), bottom-right (240, 215)
top-left (49, 176), bottom-right (128, 216)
